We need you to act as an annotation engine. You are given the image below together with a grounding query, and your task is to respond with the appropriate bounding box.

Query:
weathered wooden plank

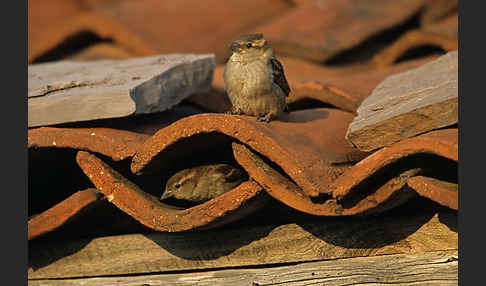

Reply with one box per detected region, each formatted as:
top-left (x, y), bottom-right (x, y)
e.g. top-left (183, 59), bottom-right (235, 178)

top-left (28, 209), bottom-right (457, 279)
top-left (28, 250), bottom-right (458, 286)
top-left (28, 54), bottom-right (215, 127)
top-left (346, 51), bottom-right (458, 152)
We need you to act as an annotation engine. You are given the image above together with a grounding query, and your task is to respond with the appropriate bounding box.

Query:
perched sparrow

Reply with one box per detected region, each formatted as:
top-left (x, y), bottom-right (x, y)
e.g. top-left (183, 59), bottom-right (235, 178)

top-left (224, 33), bottom-right (290, 122)
top-left (161, 164), bottom-right (247, 204)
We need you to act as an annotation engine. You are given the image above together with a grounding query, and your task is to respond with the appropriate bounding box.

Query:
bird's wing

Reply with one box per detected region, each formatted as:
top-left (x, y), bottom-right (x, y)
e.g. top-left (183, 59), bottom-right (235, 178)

top-left (270, 57), bottom-right (291, 97)
top-left (214, 164), bottom-right (245, 182)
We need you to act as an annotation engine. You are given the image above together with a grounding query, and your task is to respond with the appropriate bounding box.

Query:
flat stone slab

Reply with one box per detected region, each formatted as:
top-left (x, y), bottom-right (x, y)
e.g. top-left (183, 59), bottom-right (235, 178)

top-left (28, 54), bottom-right (215, 127)
top-left (346, 51), bottom-right (458, 152)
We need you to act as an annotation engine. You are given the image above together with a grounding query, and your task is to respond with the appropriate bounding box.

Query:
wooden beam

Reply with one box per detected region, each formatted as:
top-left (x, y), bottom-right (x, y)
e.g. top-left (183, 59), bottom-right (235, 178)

top-left (28, 250), bottom-right (458, 285)
top-left (29, 209), bottom-right (457, 279)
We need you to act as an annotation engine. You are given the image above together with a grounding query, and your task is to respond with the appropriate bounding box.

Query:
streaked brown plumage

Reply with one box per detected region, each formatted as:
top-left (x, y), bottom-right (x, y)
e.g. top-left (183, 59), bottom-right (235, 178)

top-left (161, 164), bottom-right (247, 204)
top-left (224, 33), bottom-right (290, 122)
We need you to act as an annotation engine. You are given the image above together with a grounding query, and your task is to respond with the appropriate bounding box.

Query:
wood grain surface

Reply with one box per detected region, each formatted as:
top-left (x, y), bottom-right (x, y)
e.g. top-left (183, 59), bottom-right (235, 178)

top-left (29, 208), bottom-right (457, 279)
top-left (29, 250), bottom-right (458, 285)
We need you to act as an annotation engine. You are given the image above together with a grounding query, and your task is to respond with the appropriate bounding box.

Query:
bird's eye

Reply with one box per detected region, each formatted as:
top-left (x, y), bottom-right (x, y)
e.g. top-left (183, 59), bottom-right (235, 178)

top-left (246, 43), bottom-right (252, 48)
top-left (174, 183), bottom-right (181, 189)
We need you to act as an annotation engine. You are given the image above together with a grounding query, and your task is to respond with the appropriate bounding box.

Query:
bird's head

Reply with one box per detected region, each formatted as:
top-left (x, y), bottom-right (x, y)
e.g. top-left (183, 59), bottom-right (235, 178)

top-left (161, 170), bottom-right (196, 201)
top-left (229, 33), bottom-right (270, 57)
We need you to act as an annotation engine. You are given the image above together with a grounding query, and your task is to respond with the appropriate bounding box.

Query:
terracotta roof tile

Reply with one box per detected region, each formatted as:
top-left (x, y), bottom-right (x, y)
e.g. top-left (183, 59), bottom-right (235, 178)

top-left (100, 0), bottom-right (293, 63)
top-left (28, 0), bottom-right (88, 54)
top-left (236, 128), bottom-right (457, 216)
top-left (408, 176), bottom-right (458, 210)
top-left (372, 14), bottom-right (458, 68)
top-left (28, 123), bottom-right (457, 237)
top-left (28, 127), bottom-right (150, 240)
top-left (28, 11), bottom-right (157, 63)
top-left (29, 0), bottom-right (293, 64)
top-left (65, 43), bottom-right (135, 61)
top-left (420, 0), bottom-right (458, 25)
top-left (423, 13), bottom-right (458, 39)
top-left (76, 151), bottom-right (269, 232)
top-left (28, 189), bottom-right (101, 240)
top-left (28, 127), bottom-right (149, 161)
top-left (254, 0), bottom-right (431, 62)
top-left (131, 110), bottom-right (369, 197)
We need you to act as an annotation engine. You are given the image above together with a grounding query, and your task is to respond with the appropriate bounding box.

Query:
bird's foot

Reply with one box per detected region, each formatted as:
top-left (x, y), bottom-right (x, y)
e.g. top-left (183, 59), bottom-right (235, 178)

top-left (227, 106), bottom-right (243, 115)
top-left (257, 113), bottom-right (273, 123)
top-left (284, 104), bottom-right (291, 113)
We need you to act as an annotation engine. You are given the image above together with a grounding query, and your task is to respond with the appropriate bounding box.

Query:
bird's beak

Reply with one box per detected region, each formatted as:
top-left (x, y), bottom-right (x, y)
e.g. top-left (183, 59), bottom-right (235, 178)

top-left (160, 190), bottom-right (172, 201)
top-left (230, 41), bottom-right (241, 52)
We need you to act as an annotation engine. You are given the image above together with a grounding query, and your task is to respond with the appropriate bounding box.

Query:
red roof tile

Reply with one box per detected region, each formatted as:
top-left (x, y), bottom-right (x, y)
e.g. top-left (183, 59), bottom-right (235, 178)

top-left (28, 127), bottom-right (149, 161)
top-left (76, 151), bottom-right (268, 232)
top-left (254, 0), bottom-right (430, 62)
top-left (28, 189), bottom-right (101, 240)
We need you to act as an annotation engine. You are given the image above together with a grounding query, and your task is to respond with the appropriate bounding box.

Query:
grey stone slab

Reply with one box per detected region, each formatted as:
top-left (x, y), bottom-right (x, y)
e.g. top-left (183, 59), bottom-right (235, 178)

top-left (346, 51), bottom-right (458, 151)
top-left (28, 54), bottom-right (215, 127)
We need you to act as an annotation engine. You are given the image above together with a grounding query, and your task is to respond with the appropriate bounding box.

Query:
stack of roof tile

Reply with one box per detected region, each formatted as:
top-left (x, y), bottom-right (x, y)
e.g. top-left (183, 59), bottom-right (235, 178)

top-left (28, 0), bottom-right (458, 241)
